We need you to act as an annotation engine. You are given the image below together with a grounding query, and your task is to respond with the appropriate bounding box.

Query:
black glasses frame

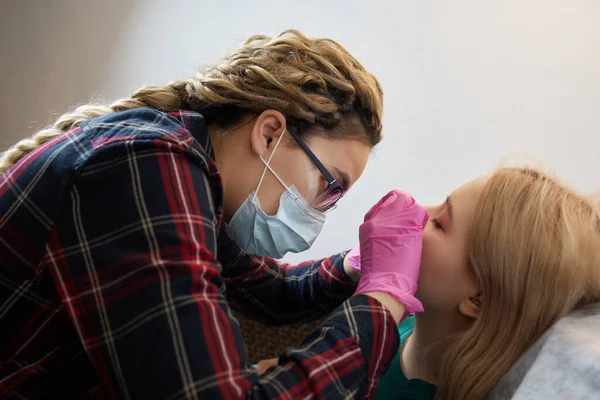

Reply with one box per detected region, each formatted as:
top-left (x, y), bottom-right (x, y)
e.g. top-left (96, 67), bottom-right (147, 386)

top-left (286, 127), bottom-right (344, 210)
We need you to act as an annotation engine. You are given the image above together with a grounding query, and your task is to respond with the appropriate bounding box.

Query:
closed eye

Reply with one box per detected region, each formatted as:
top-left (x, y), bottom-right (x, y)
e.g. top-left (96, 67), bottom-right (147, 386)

top-left (431, 218), bottom-right (442, 229)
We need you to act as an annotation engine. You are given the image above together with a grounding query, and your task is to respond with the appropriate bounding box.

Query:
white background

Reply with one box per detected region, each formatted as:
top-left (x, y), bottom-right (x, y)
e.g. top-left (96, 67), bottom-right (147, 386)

top-left (1, 0), bottom-right (599, 263)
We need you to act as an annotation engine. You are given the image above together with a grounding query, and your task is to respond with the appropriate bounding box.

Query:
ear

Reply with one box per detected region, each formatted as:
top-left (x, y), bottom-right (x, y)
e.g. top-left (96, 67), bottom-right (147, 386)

top-left (458, 294), bottom-right (482, 319)
top-left (249, 110), bottom-right (287, 158)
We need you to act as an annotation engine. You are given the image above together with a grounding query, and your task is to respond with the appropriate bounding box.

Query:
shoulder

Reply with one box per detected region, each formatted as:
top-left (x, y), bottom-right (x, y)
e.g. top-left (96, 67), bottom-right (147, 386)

top-left (76, 108), bottom-right (217, 173)
top-left (80, 108), bottom-right (194, 148)
top-left (398, 315), bottom-right (415, 338)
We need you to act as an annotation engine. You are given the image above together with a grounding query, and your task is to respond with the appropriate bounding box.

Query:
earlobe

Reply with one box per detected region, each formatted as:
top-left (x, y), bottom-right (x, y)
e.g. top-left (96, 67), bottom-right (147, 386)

top-left (458, 294), bottom-right (482, 319)
top-left (250, 110), bottom-right (287, 157)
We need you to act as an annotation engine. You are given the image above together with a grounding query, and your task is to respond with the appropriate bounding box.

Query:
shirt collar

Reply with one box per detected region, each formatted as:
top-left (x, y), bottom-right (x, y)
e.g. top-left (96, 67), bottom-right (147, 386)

top-left (170, 110), bottom-right (215, 161)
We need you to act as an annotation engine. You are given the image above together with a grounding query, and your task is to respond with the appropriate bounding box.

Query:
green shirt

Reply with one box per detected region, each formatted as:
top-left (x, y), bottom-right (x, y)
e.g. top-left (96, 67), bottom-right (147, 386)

top-left (375, 316), bottom-right (437, 400)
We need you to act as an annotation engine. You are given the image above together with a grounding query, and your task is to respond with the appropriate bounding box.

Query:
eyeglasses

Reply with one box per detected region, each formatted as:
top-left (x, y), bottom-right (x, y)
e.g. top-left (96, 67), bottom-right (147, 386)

top-left (287, 127), bottom-right (345, 212)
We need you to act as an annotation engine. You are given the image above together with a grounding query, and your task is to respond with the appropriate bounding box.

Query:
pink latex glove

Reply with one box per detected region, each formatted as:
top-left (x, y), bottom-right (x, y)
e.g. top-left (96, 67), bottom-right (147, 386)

top-left (347, 246), bottom-right (361, 273)
top-left (354, 190), bottom-right (429, 314)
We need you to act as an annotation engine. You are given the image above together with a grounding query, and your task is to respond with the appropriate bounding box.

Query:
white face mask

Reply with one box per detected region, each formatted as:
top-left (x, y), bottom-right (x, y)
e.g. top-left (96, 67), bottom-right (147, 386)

top-left (226, 129), bottom-right (326, 259)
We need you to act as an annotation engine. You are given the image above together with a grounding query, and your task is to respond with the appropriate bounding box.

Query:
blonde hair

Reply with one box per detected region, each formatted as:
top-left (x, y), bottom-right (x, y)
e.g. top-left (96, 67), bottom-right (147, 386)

top-left (435, 168), bottom-right (600, 400)
top-left (0, 30), bottom-right (383, 175)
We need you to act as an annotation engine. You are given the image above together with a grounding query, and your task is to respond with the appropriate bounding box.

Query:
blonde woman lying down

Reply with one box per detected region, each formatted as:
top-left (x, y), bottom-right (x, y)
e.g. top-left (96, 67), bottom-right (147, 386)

top-left (257, 166), bottom-right (600, 400)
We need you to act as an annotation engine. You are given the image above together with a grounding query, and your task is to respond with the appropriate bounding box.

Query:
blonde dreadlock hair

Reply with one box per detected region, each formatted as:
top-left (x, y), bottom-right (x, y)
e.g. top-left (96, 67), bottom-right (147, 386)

top-left (0, 30), bottom-right (383, 175)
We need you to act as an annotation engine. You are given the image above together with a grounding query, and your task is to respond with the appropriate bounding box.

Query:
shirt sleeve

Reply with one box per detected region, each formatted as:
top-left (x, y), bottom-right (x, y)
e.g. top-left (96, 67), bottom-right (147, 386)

top-left (49, 136), bottom-right (399, 399)
top-left (218, 230), bottom-right (357, 326)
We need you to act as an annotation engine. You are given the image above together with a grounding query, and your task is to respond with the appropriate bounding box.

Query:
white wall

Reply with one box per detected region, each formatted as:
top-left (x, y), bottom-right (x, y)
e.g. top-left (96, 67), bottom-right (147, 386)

top-left (1, 0), bottom-right (599, 263)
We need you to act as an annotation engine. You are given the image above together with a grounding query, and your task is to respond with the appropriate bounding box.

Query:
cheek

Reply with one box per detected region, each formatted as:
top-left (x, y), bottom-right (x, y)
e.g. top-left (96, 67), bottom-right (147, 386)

top-left (419, 233), bottom-right (450, 283)
top-left (417, 230), bottom-right (468, 306)
top-left (271, 148), bottom-right (320, 201)
top-left (255, 149), bottom-right (311, 215)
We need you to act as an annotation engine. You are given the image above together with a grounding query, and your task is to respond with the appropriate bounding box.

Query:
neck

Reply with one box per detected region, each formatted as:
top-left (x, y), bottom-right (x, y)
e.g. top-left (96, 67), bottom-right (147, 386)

top-left (208, 123), bottom-right (260, 222)
top-left (402, 310), bottom-right (464, 384)
top-left (208, 125), bottom-right (228, 184)
top-left (208, 124), bottom-right (237, 220)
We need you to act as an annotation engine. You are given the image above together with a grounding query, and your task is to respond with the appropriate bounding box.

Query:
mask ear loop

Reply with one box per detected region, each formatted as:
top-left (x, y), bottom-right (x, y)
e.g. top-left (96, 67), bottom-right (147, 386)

top-left (254, 128), bottom-right (290, 198)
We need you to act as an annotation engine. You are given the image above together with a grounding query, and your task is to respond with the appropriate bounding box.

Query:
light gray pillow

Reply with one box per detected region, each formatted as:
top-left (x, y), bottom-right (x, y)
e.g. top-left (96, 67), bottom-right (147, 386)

top-left (487, 303), bottom-right (600, 400)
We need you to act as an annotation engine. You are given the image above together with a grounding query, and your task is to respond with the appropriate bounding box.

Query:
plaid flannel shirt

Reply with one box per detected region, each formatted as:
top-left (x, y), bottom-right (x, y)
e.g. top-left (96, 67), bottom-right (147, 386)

top-left (0, 108), bottom-right (399, 399)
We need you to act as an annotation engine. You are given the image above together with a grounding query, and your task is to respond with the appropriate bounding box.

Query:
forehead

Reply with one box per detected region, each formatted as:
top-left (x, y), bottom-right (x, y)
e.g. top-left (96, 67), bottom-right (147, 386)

top-left (305, 136), bottom-right (371, 186)
top-left (450, 176), bottom-right (488, 224)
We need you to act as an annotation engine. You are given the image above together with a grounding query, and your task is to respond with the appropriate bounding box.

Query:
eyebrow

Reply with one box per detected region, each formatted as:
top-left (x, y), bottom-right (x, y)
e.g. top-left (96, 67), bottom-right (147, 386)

top-left (334, 167), bottom-right (351, 192)
top-left (446, 196), bottom-right (453, 220)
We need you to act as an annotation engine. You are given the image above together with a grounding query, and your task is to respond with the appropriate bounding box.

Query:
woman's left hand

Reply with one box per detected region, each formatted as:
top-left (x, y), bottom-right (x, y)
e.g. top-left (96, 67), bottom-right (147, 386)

top-left (346, 246), bottom-right (361, 273)
top-left (343, 248), bottom-right (361, 282)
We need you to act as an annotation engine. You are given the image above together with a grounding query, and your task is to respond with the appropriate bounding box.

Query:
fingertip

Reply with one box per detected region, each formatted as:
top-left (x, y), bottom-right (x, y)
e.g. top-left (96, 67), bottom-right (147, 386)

top-left (380, 192), bottom-right (398, 208)
top-left (421, 208), bottom-right (430, 227)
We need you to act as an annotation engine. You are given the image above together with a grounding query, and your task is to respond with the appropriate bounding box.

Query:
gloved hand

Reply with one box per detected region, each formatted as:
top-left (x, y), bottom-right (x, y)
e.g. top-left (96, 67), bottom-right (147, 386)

top-left (354, 190), bottom-right (429, 314)
top-left (346, 245), bottom-right (361, 273)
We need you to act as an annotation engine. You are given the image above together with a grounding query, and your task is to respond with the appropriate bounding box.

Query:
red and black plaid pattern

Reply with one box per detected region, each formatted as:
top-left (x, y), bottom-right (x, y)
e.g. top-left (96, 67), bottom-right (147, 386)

top-left (0, 108), bottom-right (399, 399)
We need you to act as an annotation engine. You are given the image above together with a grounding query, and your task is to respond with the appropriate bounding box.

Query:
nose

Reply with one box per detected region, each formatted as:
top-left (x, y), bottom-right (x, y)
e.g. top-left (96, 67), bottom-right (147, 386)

top-left (423, 205), bottom-right (437, 217)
